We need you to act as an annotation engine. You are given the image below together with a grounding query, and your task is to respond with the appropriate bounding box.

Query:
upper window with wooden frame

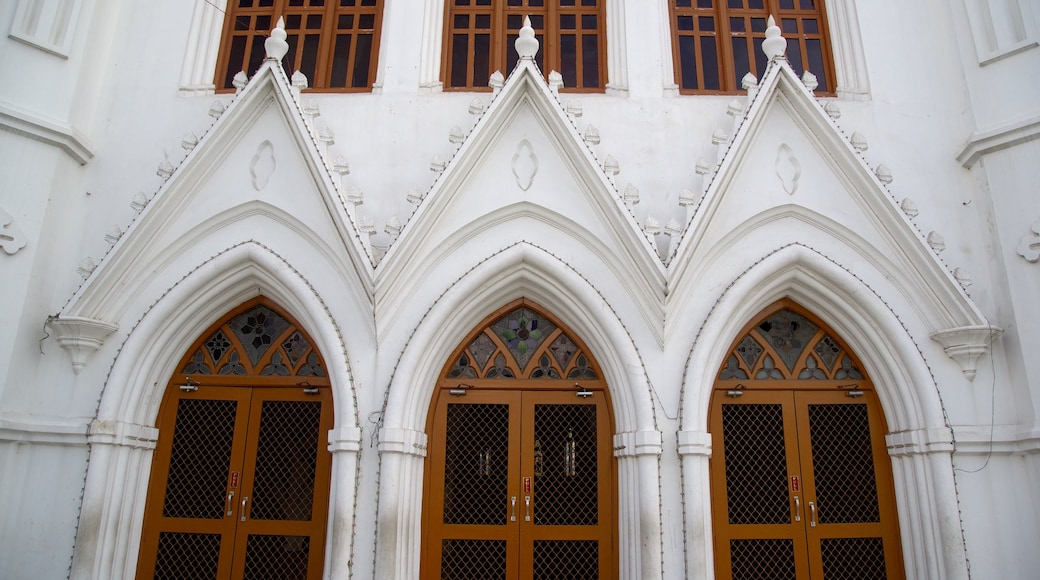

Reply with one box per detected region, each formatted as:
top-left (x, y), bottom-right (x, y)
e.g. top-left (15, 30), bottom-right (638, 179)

top-left (669, 0), bottom-right (836, 94)
top-left (215, 0), bottom-right (384, 92)
top-left (444, 0), bottom-right (606, 92)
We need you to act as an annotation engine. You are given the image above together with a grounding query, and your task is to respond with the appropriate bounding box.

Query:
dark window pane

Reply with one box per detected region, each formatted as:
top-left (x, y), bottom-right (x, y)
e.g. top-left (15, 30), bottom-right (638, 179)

top-left (782, 18), bottom-right (797, 34)
top-left (507, 14), bottom-right (522, 29)
top-left (677, 16), bottom-right (694, 31)
top-left (259, 0), bottom-right (274, 5)
top-left (451, 35), bottom-right (468, 87)
top-left (475, 14), bottom-right (490, 29)
top-left (728, 0), bottom-right (742, 8)
top-left (749, 0), bottom-right (763, 8)
top-left (804, 19), bottom-right (818, 33)
top-left (800, 0), bottom-right (815, 9)
top-left (701, 36), bottom-right (719, 90)
top-left (787, 41), bottom-right (802, 76)
top-left (454, 14), bottom-right (469, 28)
top-left (286, 14), bottom-right (302, 29)
top-left (284, 34), bottom-right (299, 76)
top-left (581, 14), bottom-right (597, 29)
top-left (753, 36), bottom-right (766, 77)
top-left (582, 0), bottom-right (597, 5)
top-left (560, 0), bottom-right (575, 5)
top-left (806, 38), bottom-right (827, 89)
top-left (306, 14), bottom-right (322, 30)
top-left (352, 33), bottom-right (373, 88)
top-left (330, 34), bottom-right (351, 87)
top-left (561, 14), bottom-right (576, 30)
top-left (751, 17), bottom-right (766, 32)
top-left (697, 0), bottom-right (712, 8)
top-left (338, 14), bottom-right (354, 29)
top-left (455, 0), bottom-right (470, 5)
top-left (224, 36), bottom-right (247, 88)
top-left (359, 13), bottom-right (374, 28)
top-left (507, 33), bottom-right (519, 75)
top-left (473, 33), bottom-right (490, 87)
top-left (582, 34), bottom-right (599, 87)
top-left (678, 35), bottom-right (698, 89)
top-left (301, 33), bottom-right (320, 82)
top-left (248, 34), bottom-right (266, 75)
top-left (340, 0), bottom-right (356, 5)
top-left (529, 0), bottom-right (544, 6)
top-left (234, 15), bottom-right (251, 31)
top-left (256, 15), bottom-right (271, 31)
top-left (561, 34), bottom-right (577, 87)
top-left (309, 0), bottom-right (325, 6)
top-left (676, 0), bottom-right (692, 7)
top-left (730, 17), bottom-right (745, 33)
top-left (239, 0), bottom-right (254, 8)
top-left (780, 0), bottom-right (794, 9)
top-left (699, 16), bottom-right (714, 32)
top-left (289, 0), bottom-right (304, 5)
top-left (731, 36), bottom-right (749, 86)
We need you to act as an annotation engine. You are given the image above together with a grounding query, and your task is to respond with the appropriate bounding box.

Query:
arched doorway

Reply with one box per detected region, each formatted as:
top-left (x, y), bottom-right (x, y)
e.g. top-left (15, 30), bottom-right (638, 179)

top-left (421, 299), bottom-right (618, 579)
top-left (136, 298), bottom-right (334, 579)
top-left (709, 299), bottom-right (904, 579)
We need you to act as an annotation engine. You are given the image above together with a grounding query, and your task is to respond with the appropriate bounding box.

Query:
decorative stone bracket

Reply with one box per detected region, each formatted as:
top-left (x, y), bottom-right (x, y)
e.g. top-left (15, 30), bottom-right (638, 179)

top-left (47, 316), bottom-right (118, 374)
top-left (930, 325), bottom-right (1003, 381)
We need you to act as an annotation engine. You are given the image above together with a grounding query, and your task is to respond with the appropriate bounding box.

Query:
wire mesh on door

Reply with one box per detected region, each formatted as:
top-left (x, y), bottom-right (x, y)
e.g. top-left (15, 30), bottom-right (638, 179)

top-left (533, 403), bottom-right (599, 526)
top-left (443, 403), bottom-right (510, 526)
top-left (721, 403), bottom-right (790, 525)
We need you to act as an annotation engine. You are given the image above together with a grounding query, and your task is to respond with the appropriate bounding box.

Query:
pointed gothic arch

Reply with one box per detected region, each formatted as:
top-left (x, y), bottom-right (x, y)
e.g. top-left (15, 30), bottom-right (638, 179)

top-left (375, 244), bottom-right (662, 579)
top-left (70, 244), bottom-right (363, 580)
top-left (420, 299), bottom-right (618, 577)
top-left (677, 245), bottom-right (970, 580)
top-left (137, 297), bottom-right (335, 578)
top-left (706, 299), bottom-right (905, 578)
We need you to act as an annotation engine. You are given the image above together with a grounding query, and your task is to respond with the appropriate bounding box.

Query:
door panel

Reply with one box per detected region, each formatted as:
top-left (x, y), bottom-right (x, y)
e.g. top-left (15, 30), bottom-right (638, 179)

top-left (710, 390), bottom-right (808, 580)
top-left (424, 389), bottom-right (613, 579)
top-left (711, 389), bottom-right (902, 579)
top-left (139, 386), bottom-right (331, 580)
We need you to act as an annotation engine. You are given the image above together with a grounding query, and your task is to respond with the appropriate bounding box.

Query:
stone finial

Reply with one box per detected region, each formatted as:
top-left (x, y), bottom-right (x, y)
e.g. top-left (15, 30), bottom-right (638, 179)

top-left (265, 17), bottom-right (289, 61)
top-left (762, 15), bottom-right (787, 60)
top-left (157, 151), bottom-right (174, 180)
top-left (623, 183), bottom-right (640, 206)
top-left (678, 188), bottom-right (699, 207)
top-left (291, 70), bottom-right (309, 90)
top-left (548, 70), bottom-right (564, 93)
top-left (665, 219), bottom-right (683, 237)
top-left (643, 216), bottom-right (661, 236)
top-left (584, 125), bottom-right (600, 146)
top-left (489, 70), bottom-right (505, 92)
top-left (232, 71), bottom-right (249, 92)
top-left (515, 16), bottom-right (539, 60)
top-left (741, 72), bottom-right (758, 90)
top-left (801, 70), bottom-right (818, 91)
top-left (208, 100), bottom-right (226, 118)
top-left (874, 164), bottom-right (893, 184)
top-left (850, 132), bottom-right (868, 152)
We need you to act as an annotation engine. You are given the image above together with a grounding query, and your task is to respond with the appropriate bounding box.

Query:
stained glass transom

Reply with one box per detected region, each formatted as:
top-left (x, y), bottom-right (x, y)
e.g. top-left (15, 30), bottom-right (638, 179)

top-left (180, 303), bottom-right (327, 378)
top-left (718, 307), bottom-right (866, 381)
top-left (447, 305), bottom-right (600, 380)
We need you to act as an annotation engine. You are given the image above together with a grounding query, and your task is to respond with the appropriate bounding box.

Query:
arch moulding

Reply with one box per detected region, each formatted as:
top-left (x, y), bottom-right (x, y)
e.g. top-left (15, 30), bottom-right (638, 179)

top-left (676, 243), bottom-right (969, 580)
top-left (70, 242), bottom-right (362, 580)
top-left (375, 242), bottom-right (663, 579)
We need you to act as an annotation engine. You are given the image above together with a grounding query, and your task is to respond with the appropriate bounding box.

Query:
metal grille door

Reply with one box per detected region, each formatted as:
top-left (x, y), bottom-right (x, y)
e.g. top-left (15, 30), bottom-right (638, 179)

top-left (138, 387), bottom-right (333, 580)
top-left (710, 390), bottom-right (903, 579)
top-left (424, 389), bottom-right (614, 579)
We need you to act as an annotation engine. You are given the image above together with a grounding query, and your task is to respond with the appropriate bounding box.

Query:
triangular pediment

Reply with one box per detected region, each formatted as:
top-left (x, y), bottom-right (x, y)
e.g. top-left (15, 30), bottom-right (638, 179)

top-left (376, 59), bottom-right (665, 341)
top-left (57, 60), bottom-right (373, 330)
top-left (669, 59), bottom-right (994, 366)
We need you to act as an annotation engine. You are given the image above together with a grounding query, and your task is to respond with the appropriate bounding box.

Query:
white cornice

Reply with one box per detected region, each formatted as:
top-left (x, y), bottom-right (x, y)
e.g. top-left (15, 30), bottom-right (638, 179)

top-left (0, 100), bottom-right (93, 164)
top-left (957, 113), bottom-right (1040, 168)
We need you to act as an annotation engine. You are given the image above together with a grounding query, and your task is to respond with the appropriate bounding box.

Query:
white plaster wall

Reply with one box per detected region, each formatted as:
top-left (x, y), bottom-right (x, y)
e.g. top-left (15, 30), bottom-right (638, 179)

top-left (0, 1), bottom-right (1038, 579)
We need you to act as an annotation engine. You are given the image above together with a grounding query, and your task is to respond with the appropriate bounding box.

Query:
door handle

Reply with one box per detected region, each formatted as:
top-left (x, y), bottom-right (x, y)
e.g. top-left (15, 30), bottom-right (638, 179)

top-left (793, 495), bottom-right (801, 522)
top-left (808, 501), bottom-right (817, 527)
top-left (226, 491), bottom-right (235, 517)
top-left (524, 495), bottom-right (531, 522)
top-left (240, 496), bottom-right (249, 522)
top-left (510, 496), bottom-right (517, 522)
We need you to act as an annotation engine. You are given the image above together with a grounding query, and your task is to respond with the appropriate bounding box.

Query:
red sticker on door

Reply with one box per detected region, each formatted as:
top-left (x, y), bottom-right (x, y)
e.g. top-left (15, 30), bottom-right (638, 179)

top-left (524, 477), bottom-right (531, 494)
top-left (791, 476), bottom-right (800, 492)
top-left (230, 471), bottom-right (239, 488)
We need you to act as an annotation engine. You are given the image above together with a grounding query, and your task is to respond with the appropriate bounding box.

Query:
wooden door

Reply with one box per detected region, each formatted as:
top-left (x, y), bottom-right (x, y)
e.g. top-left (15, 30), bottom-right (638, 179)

top-left (137, 385), bottom-right (333, 579)
top-left (136, 299), bottom-right (334, 580)
top-left (424, 388), bottom-right (613, 579)
top-left (710, 389), bottom-right (903, 579)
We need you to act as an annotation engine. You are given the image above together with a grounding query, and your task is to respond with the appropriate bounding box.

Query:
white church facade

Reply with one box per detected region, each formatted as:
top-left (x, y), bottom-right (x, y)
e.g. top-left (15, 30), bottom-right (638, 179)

top-left (1, 1), bottom-right (1039, 579)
